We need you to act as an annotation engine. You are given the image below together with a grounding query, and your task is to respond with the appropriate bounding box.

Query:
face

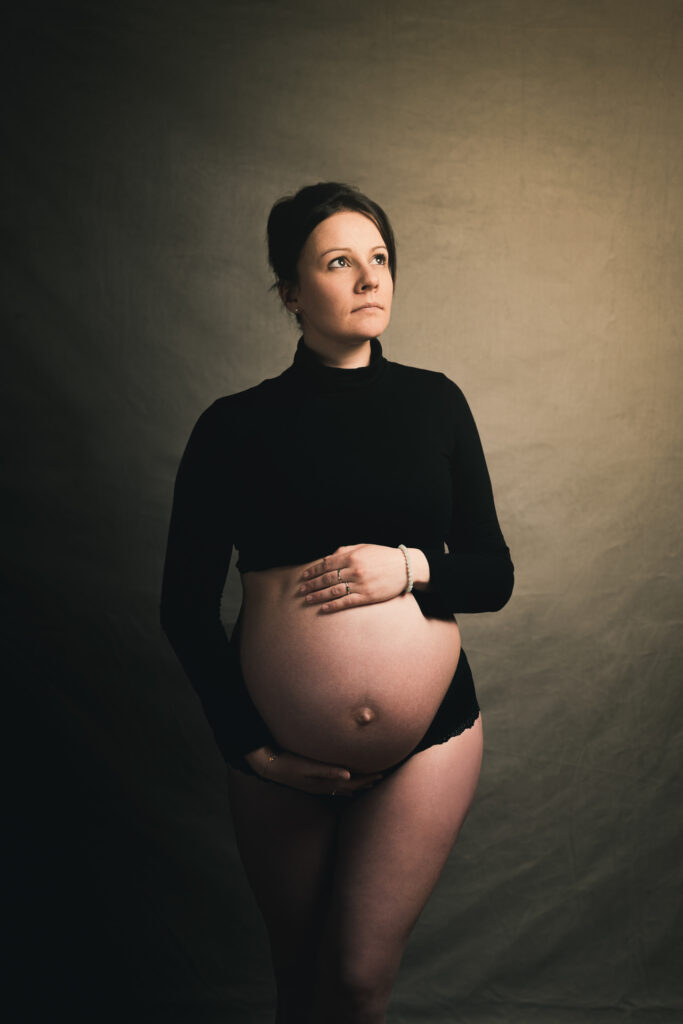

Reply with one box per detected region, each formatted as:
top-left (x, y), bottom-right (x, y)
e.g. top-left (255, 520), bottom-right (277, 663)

top-left (283, 210), bottom-right (393, 350)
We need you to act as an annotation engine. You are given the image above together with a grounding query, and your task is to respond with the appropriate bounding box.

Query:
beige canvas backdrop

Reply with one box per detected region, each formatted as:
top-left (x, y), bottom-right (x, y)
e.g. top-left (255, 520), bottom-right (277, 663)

top-left (5, 1), bottom-right (682, 1022)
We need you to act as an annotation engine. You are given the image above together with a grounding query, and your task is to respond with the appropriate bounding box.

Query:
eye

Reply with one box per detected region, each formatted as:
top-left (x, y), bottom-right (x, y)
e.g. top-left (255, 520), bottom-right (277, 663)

top-left (372, 252), bottom-right (388, 265)
top-left (328, 256), bottom-right (350, 268)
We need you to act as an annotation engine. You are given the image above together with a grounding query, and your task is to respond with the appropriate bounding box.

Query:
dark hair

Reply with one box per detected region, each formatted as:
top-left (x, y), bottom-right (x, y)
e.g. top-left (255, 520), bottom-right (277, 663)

top-left (267, 182), bottom-right (397, 294)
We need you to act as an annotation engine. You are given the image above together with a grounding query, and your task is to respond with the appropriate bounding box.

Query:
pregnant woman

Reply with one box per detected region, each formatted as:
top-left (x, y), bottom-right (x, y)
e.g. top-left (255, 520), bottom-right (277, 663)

top-left (160, 182), bottom-right (514, 1023)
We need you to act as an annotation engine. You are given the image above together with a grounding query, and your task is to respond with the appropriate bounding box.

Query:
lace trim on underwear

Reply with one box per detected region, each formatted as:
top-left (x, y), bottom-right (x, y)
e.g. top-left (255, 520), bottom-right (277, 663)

top-left (422, 706), bottom-right (480, 747)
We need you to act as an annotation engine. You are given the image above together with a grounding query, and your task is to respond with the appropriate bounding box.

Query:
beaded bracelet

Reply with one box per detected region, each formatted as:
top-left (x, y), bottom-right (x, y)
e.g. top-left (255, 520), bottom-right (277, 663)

top-left (398, 543), bottom-right (413, 593)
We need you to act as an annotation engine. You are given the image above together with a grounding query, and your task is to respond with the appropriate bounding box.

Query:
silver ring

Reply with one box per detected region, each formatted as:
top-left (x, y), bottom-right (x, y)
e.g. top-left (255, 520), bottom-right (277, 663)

top-left (337, 568), bottom-right (343, 582)
top-left (345, 582), bottom-right (350, 595)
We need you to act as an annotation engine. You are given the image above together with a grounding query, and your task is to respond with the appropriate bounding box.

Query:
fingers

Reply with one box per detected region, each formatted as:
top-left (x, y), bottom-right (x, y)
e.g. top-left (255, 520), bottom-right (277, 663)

top-left (301, 555), bottom-right (339, 583)
top-left (299, 576), bottom-right (352, 598)
top-left (319, 768), bottom-right (384, 792)
top-left (300, 583), bottom-right (362, 613)
top-left (298, 560), bottom-right (363, 611)
top-left (300, 546), bottom-right (361, 586)
top-left (301, 548), bottom-right (362, 589)
top-left (346, 771), bottom-right (385, 792)
top-left (302, 758), bottom-right (383, 793)
top-left (313, 771), bottom-right (384, 798)
top-left (264, 752), bottom-right (383, 796)
top-left (299, 566), bottom-right (356, 595)
top-left (298, 544), bottom-right (398, 612)
top-left (300, 570), bottom-right (352, 594)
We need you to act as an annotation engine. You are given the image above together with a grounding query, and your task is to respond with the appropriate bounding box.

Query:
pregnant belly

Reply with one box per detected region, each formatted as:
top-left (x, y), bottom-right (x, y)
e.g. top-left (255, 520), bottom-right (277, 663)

top-left (238, 565), bottom-right (461, 773)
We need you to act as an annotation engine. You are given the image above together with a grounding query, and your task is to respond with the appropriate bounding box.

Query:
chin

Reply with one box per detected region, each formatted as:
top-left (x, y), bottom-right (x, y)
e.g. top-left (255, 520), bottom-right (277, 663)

top-left (349, 317), bottom-right (390, 339)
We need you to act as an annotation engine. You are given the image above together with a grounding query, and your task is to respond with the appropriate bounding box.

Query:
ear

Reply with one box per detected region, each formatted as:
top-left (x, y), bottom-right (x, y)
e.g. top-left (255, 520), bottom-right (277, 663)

top-left (278, 282), bottom-right (300, 314)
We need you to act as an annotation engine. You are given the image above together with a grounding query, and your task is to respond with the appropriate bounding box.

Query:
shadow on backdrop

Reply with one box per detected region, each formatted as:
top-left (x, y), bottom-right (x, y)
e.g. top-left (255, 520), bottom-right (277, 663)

top-left (4, 1), bottom-right (682, 1022)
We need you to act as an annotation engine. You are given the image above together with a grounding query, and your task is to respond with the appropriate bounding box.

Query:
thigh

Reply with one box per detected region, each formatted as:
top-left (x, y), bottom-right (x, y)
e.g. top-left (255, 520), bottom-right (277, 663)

top-left (226, 766), bottom-right (339, 969)
top-left (320, 714), bottom-right (484, 987)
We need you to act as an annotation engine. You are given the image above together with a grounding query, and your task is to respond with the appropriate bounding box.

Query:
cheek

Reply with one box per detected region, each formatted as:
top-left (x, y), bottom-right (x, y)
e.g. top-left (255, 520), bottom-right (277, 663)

top-left (319, 283), bottom-right (348, 313)
top-left (305, 277), bottom-right (343, 312)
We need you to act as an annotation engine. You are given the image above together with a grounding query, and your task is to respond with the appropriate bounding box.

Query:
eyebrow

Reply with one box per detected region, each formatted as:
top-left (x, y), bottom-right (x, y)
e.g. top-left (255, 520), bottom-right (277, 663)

top-left (319, 244), bottom-right (388, 257)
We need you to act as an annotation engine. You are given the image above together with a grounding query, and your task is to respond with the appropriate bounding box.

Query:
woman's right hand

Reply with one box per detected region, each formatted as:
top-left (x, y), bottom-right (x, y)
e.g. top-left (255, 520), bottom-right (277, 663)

top-left (244, 746), bottom-right (384, 797)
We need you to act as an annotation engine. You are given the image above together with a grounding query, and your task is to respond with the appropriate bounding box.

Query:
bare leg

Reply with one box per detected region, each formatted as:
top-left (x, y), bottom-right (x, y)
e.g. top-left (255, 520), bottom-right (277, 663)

top-left (312, 715), bottom-right (484, 1024)
top-left (226, 768), bottom-right (339, 1023)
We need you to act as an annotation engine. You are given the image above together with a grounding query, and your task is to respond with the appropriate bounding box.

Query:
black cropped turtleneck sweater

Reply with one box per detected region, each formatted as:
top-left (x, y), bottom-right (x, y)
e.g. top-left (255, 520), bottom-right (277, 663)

top-left (160, 336), bottom-right (514, 770)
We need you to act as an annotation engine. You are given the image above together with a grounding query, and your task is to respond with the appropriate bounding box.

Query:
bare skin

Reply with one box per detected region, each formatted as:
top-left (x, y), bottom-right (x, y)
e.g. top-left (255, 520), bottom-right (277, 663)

top-left (230, 543), bottom-right (473, 1023)
top-left (239, 552), bottom-right (461, 778)
top-left (279, 209), bottom-right (394, 365)
top-left (227, 715), bottom-right (483, 1023)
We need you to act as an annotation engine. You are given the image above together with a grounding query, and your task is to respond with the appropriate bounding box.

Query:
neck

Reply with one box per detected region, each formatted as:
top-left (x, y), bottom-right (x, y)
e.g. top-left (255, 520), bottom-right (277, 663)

top-left (300, 334), bottom-right (372, 369)
top-left (288, 335), bottom-right (386, 392)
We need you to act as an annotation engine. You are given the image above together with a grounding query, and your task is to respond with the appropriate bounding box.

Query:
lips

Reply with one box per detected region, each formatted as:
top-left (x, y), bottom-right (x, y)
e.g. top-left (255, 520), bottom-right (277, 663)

top-left (352, 303), bottom-right (383, 312)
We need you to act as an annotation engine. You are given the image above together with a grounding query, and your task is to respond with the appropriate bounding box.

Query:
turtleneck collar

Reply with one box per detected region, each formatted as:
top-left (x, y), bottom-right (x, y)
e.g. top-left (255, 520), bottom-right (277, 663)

top-left (288, 336), bottom-right (387, 390)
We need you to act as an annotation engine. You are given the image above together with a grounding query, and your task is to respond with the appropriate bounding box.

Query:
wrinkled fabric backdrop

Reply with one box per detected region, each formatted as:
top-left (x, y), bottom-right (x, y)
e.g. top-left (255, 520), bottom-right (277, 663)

top-left (4, 1), bottom-right (682, 1022)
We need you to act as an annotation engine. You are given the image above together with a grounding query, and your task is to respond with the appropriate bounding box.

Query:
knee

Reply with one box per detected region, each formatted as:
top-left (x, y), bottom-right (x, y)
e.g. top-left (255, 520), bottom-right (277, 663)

top-left (342, 971), bottom-right (390, 1015)
top-left (316, 955), bottom-right (395, 1023)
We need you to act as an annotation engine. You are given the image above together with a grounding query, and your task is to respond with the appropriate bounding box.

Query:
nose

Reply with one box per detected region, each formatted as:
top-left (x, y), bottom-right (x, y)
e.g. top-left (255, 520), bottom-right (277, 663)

top-left (356, 263), bottom-right (380, 291)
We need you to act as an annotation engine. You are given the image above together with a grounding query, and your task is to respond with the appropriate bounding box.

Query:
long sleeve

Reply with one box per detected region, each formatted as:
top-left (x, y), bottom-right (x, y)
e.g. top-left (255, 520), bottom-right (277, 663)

top-left (421, 376), bottom-right (514, 613)
top-left (159, 400), bottom-right (275, 770)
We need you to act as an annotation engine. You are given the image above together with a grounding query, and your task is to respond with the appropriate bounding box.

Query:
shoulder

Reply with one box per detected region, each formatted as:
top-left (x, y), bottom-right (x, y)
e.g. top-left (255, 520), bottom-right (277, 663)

top-left (212, 372), bottom-right (280, 409)
top-left (384, 356), bottom-right (470, 409)
top-left (193, 374), bottom-right (282, 428)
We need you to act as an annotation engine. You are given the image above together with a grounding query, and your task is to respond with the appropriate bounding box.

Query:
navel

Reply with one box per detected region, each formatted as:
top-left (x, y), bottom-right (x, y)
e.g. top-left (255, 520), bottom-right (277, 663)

top-left (352, 705), bottom-right (377, 727)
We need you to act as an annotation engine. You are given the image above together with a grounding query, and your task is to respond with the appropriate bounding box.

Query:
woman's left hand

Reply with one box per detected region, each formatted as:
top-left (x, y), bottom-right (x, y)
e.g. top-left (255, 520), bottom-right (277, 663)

top-left (298, 544), bottom-right (410, 612)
